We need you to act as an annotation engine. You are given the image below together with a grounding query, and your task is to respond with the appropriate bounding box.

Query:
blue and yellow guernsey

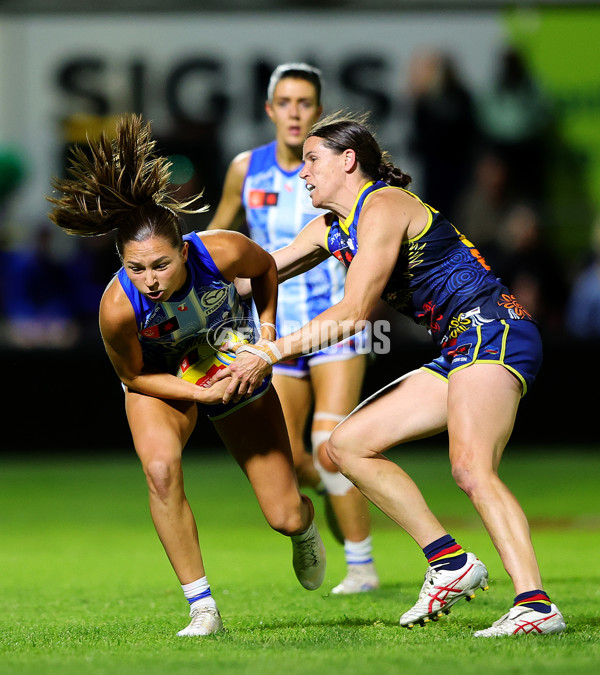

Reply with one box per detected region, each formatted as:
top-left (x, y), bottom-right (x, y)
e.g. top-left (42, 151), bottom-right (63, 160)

top-left (117, 231), bottom-right (255, 373)
top-left (326, 181), bottom-right (532, 348)
top-left (243, 141), bottom-right (345, 337)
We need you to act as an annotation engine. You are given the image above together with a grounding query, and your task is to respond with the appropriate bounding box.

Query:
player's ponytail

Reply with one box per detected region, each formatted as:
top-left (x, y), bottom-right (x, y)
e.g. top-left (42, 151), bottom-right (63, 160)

top-left (308, 111), bottom-right (411, 188)
top-left (377, 153), bottom-right (411, 189)
top-left (47, 114), bottom-right (206, 256)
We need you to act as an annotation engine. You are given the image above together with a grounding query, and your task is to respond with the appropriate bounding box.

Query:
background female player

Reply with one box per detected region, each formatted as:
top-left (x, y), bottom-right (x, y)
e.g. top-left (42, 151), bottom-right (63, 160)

top-left (206, 63), bottom-right (378, 594)
top-left (215, 113), bottom-right (566, 637)
top-left (47, 114), bottom-right (326, 637)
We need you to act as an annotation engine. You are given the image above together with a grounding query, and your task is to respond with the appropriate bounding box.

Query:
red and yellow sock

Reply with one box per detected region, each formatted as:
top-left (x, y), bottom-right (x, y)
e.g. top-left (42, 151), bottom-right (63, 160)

top-left (514, 589), bottom-right (552, 614)
top-left (423, 534), bottom-right (468, 571)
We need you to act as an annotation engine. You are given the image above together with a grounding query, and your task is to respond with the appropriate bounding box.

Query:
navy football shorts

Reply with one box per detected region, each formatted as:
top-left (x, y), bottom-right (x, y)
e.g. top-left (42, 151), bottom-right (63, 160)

top-left (421, 319), bottom-right (542, 396)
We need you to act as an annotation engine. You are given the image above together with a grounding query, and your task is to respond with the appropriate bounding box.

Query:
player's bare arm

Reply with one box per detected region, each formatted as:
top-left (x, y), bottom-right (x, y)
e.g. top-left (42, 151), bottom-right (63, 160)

top-left (214, 192), bottom-right (410, 401)
top-left (99, 277), bottom-right (230, 404)
top-left (273, 193), bottom-right (409, 359)
top-left (205, 151), bottom-right (251, 231)
top-left (276, 213), bottom-right (332, 282)
top-left (234, 213), bottom-right (330, 298)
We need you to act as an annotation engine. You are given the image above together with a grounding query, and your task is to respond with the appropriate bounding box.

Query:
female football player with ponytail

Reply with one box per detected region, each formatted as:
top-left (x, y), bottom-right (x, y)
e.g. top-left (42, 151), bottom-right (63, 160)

top-left (47, 114), bottom-right (326, 637)
top-left (215, 112), bottom-right (566, 638)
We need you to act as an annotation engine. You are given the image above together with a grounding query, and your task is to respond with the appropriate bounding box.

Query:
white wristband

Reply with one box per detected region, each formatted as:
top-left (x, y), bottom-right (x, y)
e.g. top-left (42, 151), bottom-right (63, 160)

top-left (236, 340), bottom-right (282, 366)
top-left (263, 339), bottom-right (283, 362)
top-left (236, 345), bottom-right (273, 365)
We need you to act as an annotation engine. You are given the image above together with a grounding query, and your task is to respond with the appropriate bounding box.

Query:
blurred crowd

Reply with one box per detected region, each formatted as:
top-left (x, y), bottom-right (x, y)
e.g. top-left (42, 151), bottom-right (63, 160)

top-left (1, 46), bottom-right (598, 351)
top-left (405, 46), bottom-right (600, 347)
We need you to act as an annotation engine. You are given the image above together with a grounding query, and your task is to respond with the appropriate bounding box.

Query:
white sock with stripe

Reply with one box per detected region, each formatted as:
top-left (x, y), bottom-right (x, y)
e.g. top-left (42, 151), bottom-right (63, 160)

top-left (344, 536), bottom-right (374, 566)
top-left (181, 576), bottom-right (217, 611)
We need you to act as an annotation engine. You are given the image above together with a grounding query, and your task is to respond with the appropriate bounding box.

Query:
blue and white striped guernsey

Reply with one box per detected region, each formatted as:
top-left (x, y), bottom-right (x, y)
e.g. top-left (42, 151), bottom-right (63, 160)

top-left (242, 141), bottom-right (346, 338)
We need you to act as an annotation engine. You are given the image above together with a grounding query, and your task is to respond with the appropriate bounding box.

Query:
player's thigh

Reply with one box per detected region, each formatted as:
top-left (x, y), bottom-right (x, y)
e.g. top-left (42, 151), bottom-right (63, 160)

top-left (125, 389), bottom-right (197, 465)
top-left (310, 354), bottom-right (368, 419)
top-left (272, 372), bottom-right (312, 444)
top-left (331, 369), bottom-right (449, 458)
top-left (212, 386), bottom-right (300, 504)
top-left (447, 363), bottom-right (521, 472)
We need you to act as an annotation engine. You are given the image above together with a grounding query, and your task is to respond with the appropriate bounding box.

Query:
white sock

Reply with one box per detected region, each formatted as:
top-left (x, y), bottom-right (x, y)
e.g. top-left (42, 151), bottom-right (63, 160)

top-left (344, 536), bottom-right (374, 565)
top-left (182, 576), bottom-right (217, 610)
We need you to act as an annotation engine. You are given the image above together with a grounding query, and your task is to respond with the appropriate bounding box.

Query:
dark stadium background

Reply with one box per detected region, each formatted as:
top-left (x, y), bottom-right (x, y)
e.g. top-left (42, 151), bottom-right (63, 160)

top-left (1, 0), bottom-right (598, 452)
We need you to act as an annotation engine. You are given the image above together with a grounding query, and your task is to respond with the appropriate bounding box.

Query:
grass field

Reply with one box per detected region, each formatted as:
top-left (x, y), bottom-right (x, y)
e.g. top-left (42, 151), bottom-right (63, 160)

top-left (1, 445), bottom-right (599, 674)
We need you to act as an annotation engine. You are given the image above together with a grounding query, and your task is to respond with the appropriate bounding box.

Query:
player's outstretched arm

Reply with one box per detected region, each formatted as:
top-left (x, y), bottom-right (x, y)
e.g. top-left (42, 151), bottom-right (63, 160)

top-left (205, 151), bottom-right (250, 231)
top-left (234, 213), bottom-right (330, 298)
top-left (215, 192), bottom-right (408, 402)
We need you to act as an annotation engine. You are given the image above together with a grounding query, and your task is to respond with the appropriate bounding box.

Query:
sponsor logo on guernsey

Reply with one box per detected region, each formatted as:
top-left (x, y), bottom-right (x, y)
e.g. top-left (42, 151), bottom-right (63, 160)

top-left (200, 287), bottom-right (228, 314)
top-left (178, 303), bottom-right (188, 312)
top-left (140, 316), bottom-right (181, 338)
top-left (249, 190), bottom-right (279, 208)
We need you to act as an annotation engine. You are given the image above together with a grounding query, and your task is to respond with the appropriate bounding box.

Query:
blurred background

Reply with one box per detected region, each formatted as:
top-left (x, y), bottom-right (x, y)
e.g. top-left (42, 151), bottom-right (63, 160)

top-left (1, 1), bottom-right (598, 451)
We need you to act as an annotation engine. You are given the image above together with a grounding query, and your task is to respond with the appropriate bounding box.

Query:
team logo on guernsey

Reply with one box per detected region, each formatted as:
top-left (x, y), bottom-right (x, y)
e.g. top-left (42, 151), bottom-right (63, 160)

top-left (200, 287), bottom-right (228, 314)
top-left (249, 190), bottom-right (279, 208)
top-left (140, 316), bottom-right (180, 338)
top-left (178, 303), bottom-right (188, 312)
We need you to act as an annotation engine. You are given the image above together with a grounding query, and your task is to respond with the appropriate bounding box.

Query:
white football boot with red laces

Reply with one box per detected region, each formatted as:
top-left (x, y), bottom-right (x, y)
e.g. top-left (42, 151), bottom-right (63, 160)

top-left (474, 603), bottom-right (566, 637)
top-left (400, 552), bottom-right (489, 628)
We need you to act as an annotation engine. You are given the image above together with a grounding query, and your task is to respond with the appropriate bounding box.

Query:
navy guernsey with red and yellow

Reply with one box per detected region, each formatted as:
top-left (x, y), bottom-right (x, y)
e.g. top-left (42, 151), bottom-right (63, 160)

top-left (326, 181), bottom-right (532, 349)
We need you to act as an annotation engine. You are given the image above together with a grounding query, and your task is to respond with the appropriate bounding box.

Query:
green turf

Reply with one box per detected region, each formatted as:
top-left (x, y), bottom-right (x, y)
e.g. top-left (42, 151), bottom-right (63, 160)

top-left (1, 446), bottom-right (599, 674)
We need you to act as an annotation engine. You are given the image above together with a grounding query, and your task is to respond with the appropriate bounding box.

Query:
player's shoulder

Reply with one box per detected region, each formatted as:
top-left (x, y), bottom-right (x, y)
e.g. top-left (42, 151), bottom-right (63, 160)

top-left (228, 150), bottom-right (252, 178)
top-left (362, 184), bottom-right (421, 217)
top-left (365, 184), bottom-right (408, 204)
top-left (100, 274), bottom-right (135, 326)
top-left (197, 228), bottom-right (249, 256)
top-left (228, 141), bottom-right (275, 178)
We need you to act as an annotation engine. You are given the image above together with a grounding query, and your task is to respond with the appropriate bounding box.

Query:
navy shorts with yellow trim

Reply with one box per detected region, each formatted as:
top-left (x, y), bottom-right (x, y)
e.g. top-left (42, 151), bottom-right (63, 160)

top-left (421, 319), bottom-right (542, 396)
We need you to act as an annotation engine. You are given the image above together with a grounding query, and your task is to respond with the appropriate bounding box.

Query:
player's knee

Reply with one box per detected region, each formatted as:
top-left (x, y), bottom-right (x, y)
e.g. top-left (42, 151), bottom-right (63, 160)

top-left (450, 463), bottom-right (473, 496)
top-left (312, 429), bottom-right (342, 472)
top-left (315, 436), bottom-right (337, 473)
top-left (268, 493), bottom-right (313, 535)
top-left (325, 427), bottom-right (352, 472)
top-left (450, 459), bottom-right (495, 498)
top-left (322, 438), bottom-right (340, 471)
top-left (310, 429), bottom-right (353, 495)
top-left (143, 458), bottom-right (181, 501)
top-left (266, 502), bottom-right (306, 536)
